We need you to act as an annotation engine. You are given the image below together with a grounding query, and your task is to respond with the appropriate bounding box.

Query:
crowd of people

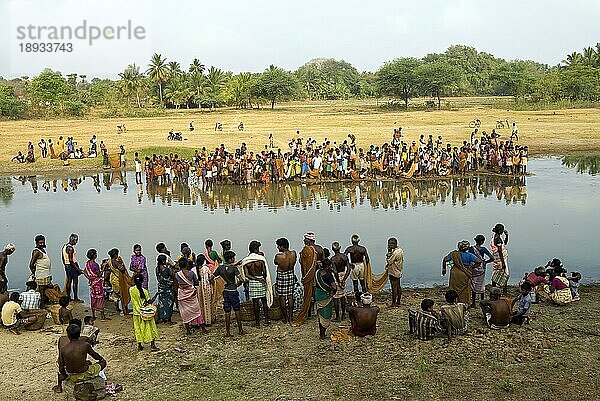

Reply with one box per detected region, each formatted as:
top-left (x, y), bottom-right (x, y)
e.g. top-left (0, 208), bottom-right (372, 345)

top-left (11, 134), bottom-right (126, 168)
top-left (408, 223), bottom-right (582, 340)
top-left (139, 128), bottom-right (528, 187)
top-left (0, 222), bottom-right (582, 394)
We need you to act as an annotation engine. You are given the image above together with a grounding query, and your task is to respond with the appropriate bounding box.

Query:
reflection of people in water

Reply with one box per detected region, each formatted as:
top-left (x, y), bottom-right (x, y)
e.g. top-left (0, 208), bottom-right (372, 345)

top-left (19, 171), bottom-right (528, 210)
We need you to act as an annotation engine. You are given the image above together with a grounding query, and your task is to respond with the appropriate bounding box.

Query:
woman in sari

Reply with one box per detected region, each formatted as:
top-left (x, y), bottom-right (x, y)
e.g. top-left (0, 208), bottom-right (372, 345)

top-left (176, 258), bottom-right (207, 334)
top-left (130, 244), bottom-right (148, 289)
top-left (315, 259), bottom-right (336, 339)
top-left (195, 254), bottom-right (214, 325)
top-left (129, 274), bottom-right (159, 351)
top-left (85, 249), bottom-right (107, 320)
top-left (205, 239), bottom-right (225, 311)
top-left (442, 241), bottom-right (481, 305)
top-left (548, 267), bottom-right (573, 305)
top-left (155, 255), bottom-right (174, 324)
top-left (468, 235), bottom-right (494, 307)
top-left (103, 248), bottom-right (133, 315)
top-left (490, 223), bottom-right (510, 294)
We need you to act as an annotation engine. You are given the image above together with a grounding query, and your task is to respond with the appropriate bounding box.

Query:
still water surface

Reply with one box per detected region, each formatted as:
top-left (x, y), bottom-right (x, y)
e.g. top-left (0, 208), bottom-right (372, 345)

top-left (0, 157), bottom-right (598, 298)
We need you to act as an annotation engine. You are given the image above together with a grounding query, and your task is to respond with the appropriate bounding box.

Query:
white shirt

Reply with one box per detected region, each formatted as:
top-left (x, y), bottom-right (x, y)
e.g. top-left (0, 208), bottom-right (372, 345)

top-left (313, 156), bottom-right (323, 170)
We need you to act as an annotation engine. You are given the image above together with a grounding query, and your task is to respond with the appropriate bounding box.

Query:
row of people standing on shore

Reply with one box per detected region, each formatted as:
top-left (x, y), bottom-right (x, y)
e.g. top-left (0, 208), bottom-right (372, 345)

top-left (139, 130), bottom-right (529, 187)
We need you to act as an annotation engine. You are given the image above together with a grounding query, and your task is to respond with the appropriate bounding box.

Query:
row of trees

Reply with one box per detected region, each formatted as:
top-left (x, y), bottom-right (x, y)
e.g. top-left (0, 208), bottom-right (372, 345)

top-left (1, 44), bottom-right (600, 119)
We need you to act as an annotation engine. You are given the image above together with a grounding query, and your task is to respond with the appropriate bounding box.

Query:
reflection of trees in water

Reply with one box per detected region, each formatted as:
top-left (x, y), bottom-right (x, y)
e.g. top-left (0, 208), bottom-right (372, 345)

top-left (562, 154), bottom-right (600, 175)
top-left (145, 175), bottom-right (527, 210)
top-left (0, 177), bottom-right (13, 205)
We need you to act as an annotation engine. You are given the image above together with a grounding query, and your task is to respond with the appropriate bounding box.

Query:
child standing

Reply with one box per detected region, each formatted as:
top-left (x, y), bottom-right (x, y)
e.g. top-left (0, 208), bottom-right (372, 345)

top-left (568, 272), bottom-right (581, 301)
top-left (58, 296), bottom-right (73, 324)
top-left (211, 251), bottom-right (245, 337)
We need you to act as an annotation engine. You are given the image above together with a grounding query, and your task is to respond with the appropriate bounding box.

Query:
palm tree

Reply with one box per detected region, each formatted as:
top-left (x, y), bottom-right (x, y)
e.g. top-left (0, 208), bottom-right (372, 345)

top-left (582, 47), bottom-right (596, 66)
top-left (168, 61), bottom-right (182, 79)
top-left (562, 51), bottom-right (582, 67)
top-left (147, 53), bottom-right (169, 106)
top-left (189, 58), bottom-right (205, 76)
top-left (118, 64), bottom-right (143, 107)
top-left (204, 66), bottom-right (227, 108)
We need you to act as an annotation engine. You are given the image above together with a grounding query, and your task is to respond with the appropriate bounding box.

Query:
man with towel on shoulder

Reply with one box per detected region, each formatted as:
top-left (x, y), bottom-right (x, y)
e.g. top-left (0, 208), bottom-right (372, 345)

top-left (242, 241), bottom-right (272, 327)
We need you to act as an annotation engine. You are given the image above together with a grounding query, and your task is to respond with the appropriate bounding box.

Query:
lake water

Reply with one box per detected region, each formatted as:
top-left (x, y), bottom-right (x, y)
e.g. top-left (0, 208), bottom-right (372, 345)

top-left (0, 157), bottom-right (598, 299)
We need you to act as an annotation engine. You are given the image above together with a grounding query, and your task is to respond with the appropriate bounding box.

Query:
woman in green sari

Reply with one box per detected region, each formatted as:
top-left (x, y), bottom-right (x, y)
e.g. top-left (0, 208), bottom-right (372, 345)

top-left (315, 259), bottom-right (336, 339)
top-left (155, 255), bottom-right (174, 324)
top-left (129, 274), bottom-right (159, 351)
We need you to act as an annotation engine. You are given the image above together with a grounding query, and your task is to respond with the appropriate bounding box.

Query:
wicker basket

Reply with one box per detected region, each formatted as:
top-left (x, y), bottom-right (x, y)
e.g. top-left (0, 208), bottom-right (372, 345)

top-left (24, 310), bottom-right (47, 330)
top-left (239, 301), bottom-right (255, 321)
top-left (269, 297), bottom-right (282, 320)
top-left (49, 303), bottom-right (74, 325)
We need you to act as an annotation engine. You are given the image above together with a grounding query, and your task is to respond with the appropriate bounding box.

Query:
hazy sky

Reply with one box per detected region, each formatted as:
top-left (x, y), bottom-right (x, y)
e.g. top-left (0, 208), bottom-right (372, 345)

top-left (1, 0), bottom-right (599, 79)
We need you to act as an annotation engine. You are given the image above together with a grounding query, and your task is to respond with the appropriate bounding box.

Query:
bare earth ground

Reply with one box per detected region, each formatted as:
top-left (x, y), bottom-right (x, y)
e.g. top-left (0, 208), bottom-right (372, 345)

top-left (1, 101), bottom-right (600, 174)
top-left (1, 285), bottom-right (598, 401)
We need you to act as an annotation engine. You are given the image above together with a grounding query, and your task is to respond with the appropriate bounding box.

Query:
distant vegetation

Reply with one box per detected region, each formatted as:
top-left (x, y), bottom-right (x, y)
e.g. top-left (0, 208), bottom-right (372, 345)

top-left (1, 43), bottom-right (600, 119)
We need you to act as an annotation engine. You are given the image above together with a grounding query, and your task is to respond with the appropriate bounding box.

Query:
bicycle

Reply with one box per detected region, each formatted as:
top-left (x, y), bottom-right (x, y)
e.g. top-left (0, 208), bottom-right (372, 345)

top-left (468, 118), bottom-right (481, 128)
top-left (116, 124), bottom-right (127, 134)
top-left (496, 119), bottom-right (509, 129)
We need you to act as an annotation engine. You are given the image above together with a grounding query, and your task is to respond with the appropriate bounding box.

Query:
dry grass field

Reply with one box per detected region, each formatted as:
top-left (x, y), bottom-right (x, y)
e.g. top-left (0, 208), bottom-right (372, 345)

top-left (1, 99), bottom-right (600, 174)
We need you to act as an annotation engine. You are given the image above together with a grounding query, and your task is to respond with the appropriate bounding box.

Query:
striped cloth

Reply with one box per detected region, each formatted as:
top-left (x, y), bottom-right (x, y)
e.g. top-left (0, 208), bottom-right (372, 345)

top-left (408, 309), bottom-right (442, 341)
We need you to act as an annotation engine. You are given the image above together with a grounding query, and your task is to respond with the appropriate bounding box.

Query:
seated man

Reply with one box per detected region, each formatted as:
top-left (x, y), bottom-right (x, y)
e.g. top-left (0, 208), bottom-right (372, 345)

top-left (408, 299), bottom-right (442, 341)
top-left (11, 152), bottom-right (25, 163)
top-left (54, 319), bottom-right (103, 393)
top-left (57, 323), bottom-right (107, 387)
top-left (19, 281), bottom-right (42, 311)
top-left (440, 289), bottom-right (468, 341)
top-left (480, 288), bottom-right (511, 329)
top-left (1, 292), bottom-right (39, 334)
top-left (347, 293), bottom-right (380, 337)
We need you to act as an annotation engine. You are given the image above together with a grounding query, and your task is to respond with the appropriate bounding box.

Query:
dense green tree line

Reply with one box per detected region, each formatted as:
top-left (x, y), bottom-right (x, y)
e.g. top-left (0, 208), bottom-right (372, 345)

top-left (1, 43), bottom-right (599, 119)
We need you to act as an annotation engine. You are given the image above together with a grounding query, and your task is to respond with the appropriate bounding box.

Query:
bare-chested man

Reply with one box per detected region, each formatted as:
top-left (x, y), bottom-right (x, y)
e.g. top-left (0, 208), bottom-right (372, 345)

top-left (347, 292), bottom-right (380, 337)
top-left (57, 323), bottom-right (107, 390)
top-left (62, 234), bottom-right (84, 302)
top-left (331, 242), bottom-right (350, 321)
top-left (242, 241), bottom-right (270, 326)
top-left (344, 234), bottom-right (369, 296)
top-left (53, 319), bottom-right (97, 393)
top-left (0, 244), bottom-right (16, 289)
top-left (274, 238), bottom-right (297, 323)
top-left (29, 235), bottom-right (52, 306)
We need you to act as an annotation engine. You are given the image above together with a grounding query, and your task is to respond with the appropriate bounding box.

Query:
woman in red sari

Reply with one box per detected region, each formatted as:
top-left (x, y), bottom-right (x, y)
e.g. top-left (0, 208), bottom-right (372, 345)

top-left (176, 258), bottom-right (208, 335)
top-left (84, 249), bottom-right (107, 320)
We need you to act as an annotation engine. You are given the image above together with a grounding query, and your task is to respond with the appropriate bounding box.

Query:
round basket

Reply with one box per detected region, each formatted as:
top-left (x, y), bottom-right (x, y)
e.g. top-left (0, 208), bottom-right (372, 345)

top-left (269, 296), bottom-right (282, 320)
top-left (239, 301), bottom-right (255, 321)
top-left (24, 310), bottom-right (47, 331)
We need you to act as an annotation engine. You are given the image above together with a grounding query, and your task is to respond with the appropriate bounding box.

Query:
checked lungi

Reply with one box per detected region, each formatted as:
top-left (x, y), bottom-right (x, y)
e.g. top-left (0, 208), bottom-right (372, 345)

top-left (276, 270), bottom-right (295, 296)
top-left (248, 279), bottom-right (267, 299)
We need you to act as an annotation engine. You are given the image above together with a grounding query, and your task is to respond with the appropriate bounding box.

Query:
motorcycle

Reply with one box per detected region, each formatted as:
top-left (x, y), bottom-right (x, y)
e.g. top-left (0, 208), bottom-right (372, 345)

top-left (167, 131), bottom-right (183, 141)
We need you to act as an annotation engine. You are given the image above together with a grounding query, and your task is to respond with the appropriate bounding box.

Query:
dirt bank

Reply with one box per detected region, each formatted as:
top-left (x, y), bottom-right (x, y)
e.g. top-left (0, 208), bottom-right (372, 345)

top-left (1, 284), bottom-right (598, 401)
